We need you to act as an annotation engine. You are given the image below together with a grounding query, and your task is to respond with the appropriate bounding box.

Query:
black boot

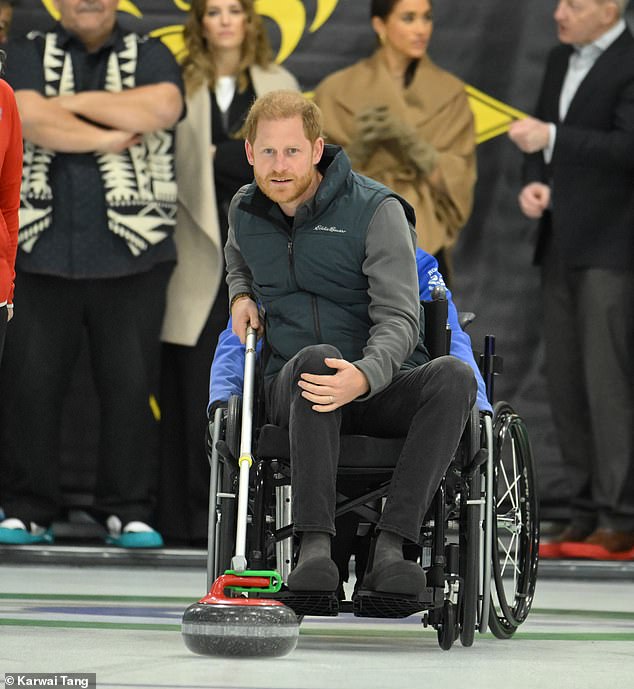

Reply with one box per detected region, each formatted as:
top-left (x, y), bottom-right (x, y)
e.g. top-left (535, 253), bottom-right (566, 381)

top-left (287, 531), bottom-right (340, 592)
top-left (361, 530), bottom-right (426, 596)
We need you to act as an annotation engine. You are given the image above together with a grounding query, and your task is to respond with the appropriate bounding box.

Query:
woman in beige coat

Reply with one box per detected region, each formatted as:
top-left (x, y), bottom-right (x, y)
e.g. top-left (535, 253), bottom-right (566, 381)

top-left (314, 0), bottom-right (476, 281)
top-left (158, 0), bottom-right (298, 544)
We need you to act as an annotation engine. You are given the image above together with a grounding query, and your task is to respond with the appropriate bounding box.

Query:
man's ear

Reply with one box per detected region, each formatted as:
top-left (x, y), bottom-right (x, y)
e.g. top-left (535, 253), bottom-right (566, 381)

top-left (312, 136), bottom-right (325, 165)
top-left (245, 139), bottom-right (254, 166)
top-left (602, 0), bottom-right (620, 26)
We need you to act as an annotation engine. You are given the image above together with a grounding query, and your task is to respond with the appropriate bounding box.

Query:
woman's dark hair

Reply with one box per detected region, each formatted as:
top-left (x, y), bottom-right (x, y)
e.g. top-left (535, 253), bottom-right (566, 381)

top-left (370, 0), bottom-right (398, 19)
top-left (371, 0), bottom-right (432, 19)
top-left (0, 49), bottom-right (5, 77)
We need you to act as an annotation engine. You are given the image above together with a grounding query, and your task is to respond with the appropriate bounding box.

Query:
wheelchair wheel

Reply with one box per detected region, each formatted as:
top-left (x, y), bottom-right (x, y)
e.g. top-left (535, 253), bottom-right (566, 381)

top-left (437, 601), bottom-right (458, 651)
top-left (488, 402), bottom-right (539, 639)
top-left (458, 408), bottom-right (482, 647)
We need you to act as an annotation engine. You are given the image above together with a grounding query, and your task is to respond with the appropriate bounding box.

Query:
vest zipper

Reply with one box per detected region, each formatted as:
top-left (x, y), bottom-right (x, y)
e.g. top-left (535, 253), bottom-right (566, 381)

top-left (312, 296), bottom-right (323, 342)
top-left (287, 238), bottom-right (298, 287)
top-left (288, 233), bottom-right (322, 342)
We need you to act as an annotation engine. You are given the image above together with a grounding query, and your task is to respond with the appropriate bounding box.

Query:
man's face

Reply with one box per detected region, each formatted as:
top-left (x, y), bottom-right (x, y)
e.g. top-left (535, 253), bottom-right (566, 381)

top-left (245, 115), bottom-right (324, 213)
top-left (54, 0), bottom-right (119, 46)
top-left (554, 0), bottom-right (618, 45)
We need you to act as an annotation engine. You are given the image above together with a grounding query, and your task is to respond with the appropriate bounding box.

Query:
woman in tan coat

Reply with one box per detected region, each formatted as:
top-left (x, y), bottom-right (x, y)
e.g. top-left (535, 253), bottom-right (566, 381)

top-left (314, 0), bottom-right (475, 280)
top-left (158, 0), bottom-right (298, 544)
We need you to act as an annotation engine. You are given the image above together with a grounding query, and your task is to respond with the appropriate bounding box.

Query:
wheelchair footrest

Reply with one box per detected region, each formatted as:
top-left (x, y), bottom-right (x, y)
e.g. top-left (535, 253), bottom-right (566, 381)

top-left (259, 589), bottom-right (340, 617)
top-left (352, 587), bottom-right (443, 618)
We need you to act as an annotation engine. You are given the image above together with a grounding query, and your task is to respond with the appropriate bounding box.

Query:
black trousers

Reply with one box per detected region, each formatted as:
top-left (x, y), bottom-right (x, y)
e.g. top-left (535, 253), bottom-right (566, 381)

top-left (0, 265), bottom-right (171, 527)
top-left (265, 345), bottom-right (476, 543)
top-left (0, 305), bottom-right (6, 365)
top-left (541, 248), bottom-right (634, 530)
top-left (156, 277), bottom-right (229, 544)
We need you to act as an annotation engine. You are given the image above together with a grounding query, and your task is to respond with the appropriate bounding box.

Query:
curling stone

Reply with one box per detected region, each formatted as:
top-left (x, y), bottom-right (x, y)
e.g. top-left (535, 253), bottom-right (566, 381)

top-left (182, 574), bottom-right (299, 658)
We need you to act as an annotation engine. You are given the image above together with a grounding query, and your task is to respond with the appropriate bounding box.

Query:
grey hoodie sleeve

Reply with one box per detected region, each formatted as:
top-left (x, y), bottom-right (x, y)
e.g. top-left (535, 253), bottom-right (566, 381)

top-left (352, 197), bottom-right (420, 398)
top-left (224, 189), bottom-right (255, 310)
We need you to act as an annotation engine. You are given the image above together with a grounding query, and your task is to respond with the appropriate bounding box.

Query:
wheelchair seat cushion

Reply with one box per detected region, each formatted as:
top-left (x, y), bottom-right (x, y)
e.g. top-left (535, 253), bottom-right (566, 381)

top-left (256, 424), bottom-right (405, 470)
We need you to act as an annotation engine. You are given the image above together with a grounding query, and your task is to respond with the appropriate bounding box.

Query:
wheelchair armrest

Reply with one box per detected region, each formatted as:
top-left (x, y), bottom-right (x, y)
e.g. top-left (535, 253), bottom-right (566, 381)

top-left (208, 399), bottom-right (228, 420)
top-left (422, 297), bottom-right (450, 359)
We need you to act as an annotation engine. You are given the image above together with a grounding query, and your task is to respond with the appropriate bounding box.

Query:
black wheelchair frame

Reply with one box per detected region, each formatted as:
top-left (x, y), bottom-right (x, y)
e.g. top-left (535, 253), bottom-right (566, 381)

top-left (204, 302), bottom-right (540, 650)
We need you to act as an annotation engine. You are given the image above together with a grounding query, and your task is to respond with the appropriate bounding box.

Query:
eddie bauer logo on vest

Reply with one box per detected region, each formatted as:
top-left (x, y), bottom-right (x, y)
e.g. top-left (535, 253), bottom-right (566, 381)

top-left (313, 224), bottom-right (346, 234)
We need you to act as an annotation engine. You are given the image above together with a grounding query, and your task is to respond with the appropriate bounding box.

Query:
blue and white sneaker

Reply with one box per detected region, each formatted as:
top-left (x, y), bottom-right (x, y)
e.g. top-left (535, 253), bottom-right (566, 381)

top-left (0, 518), bottom-right (54, 545)
top-left (105, 515), bottom-right (164, 549)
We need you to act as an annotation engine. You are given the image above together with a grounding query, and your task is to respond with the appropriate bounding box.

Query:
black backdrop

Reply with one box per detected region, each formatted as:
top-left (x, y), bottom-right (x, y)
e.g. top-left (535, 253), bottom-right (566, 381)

top-left (9, 1), bottom-right (634, 511)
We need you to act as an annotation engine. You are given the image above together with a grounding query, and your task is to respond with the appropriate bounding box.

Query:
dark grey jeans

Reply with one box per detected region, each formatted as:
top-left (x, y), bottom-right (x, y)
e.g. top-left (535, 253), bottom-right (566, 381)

top-left (265, 344), bottom-right (477, 543)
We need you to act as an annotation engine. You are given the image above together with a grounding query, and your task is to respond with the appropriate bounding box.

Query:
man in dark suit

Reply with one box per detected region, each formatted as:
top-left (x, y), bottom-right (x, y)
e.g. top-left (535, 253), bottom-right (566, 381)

top-left (509, 0), bottom-right (634, 560)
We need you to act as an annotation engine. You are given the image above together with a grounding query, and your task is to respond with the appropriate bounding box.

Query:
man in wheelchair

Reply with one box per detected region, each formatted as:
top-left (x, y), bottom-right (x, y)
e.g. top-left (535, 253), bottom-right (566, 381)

top-left (223, 90), bottom-right (476, 598)
top-left (209, 246), bottom-right (490, 598)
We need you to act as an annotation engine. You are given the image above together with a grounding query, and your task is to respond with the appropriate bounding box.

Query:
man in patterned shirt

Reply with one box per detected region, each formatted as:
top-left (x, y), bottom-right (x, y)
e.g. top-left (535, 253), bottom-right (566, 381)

top-left (0, 0), bottom-right (184, 548)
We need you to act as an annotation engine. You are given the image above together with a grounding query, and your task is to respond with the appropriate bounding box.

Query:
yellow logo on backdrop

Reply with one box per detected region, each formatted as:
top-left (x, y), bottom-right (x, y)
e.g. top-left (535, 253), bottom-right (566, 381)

top-left (466, 85), bottom-right (527, 144)
top-left (37, 0), bottom-right (524, 143)
top-left (40, 1), bottom-right (339, 64)
top-left (256, 0), bottom-right (338, 62)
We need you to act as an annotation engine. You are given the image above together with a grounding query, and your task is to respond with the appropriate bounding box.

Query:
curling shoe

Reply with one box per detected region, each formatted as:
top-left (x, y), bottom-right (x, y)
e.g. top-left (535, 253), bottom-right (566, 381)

top-left (287, 556), bottom-right (340, 592)
top-left (360, 529), bottom-right (426, 596)
top-left (105, 515), bottom-right (164, 549)
top-left (0, 518), bottom-right (54, 545)
top-left (287, 531), bottom-right (339, 591)
top-left (361, 559), bottom-right (427, 596)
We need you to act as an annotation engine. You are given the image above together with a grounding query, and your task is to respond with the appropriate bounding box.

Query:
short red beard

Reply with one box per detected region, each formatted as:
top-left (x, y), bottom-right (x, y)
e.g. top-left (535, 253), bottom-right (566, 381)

top-left (255, 167), bottom-right (317, 206)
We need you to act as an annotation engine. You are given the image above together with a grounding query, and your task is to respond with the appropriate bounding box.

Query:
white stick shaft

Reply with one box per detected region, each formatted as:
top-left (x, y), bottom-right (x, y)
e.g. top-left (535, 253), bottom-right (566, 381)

top-left (232, 327), bottom-right (257, 571)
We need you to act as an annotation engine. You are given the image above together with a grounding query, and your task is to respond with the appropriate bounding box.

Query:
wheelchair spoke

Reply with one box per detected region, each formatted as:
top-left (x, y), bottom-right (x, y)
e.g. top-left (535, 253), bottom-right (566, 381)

top-left (511, 440), bottom-right (520, 511)
top-left (497, 527), bottom-right (518, 565)
top-left (497, 482), bottom-right (520, 512)
top-left (496, 527), bottom-right (522, 616)
top-left (496, 471), bottom-right (521, 511)
top-left (498, 531), bottom-right (520, 576)
top-left (497, 496), bottom-right (525, 580)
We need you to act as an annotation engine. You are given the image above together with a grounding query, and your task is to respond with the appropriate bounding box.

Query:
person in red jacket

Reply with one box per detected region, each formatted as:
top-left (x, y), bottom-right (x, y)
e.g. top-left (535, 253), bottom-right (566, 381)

top-left (0, 59), bottom-right (23, 364)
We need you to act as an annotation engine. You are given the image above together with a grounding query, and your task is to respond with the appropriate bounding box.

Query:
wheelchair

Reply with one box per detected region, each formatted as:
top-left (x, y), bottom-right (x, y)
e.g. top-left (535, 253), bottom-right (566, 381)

top-left (204, 301), bottom-right (539, 651)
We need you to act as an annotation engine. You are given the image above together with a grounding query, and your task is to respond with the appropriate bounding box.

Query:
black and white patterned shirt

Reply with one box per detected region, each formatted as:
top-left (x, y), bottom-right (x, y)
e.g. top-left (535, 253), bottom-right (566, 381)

top-left (5, 23), bottom-right (184, 278)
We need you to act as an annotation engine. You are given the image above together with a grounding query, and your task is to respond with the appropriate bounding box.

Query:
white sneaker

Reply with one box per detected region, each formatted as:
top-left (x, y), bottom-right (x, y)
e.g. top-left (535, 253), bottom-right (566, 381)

top-left (105, 515), bottom-right (163, 549)
top-left (0, 518), bottom-right (54, 544)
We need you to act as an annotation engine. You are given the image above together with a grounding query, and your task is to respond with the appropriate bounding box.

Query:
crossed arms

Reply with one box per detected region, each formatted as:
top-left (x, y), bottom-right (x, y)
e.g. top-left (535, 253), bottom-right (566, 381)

top-left (16, 82), bottom-right (183, 154)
